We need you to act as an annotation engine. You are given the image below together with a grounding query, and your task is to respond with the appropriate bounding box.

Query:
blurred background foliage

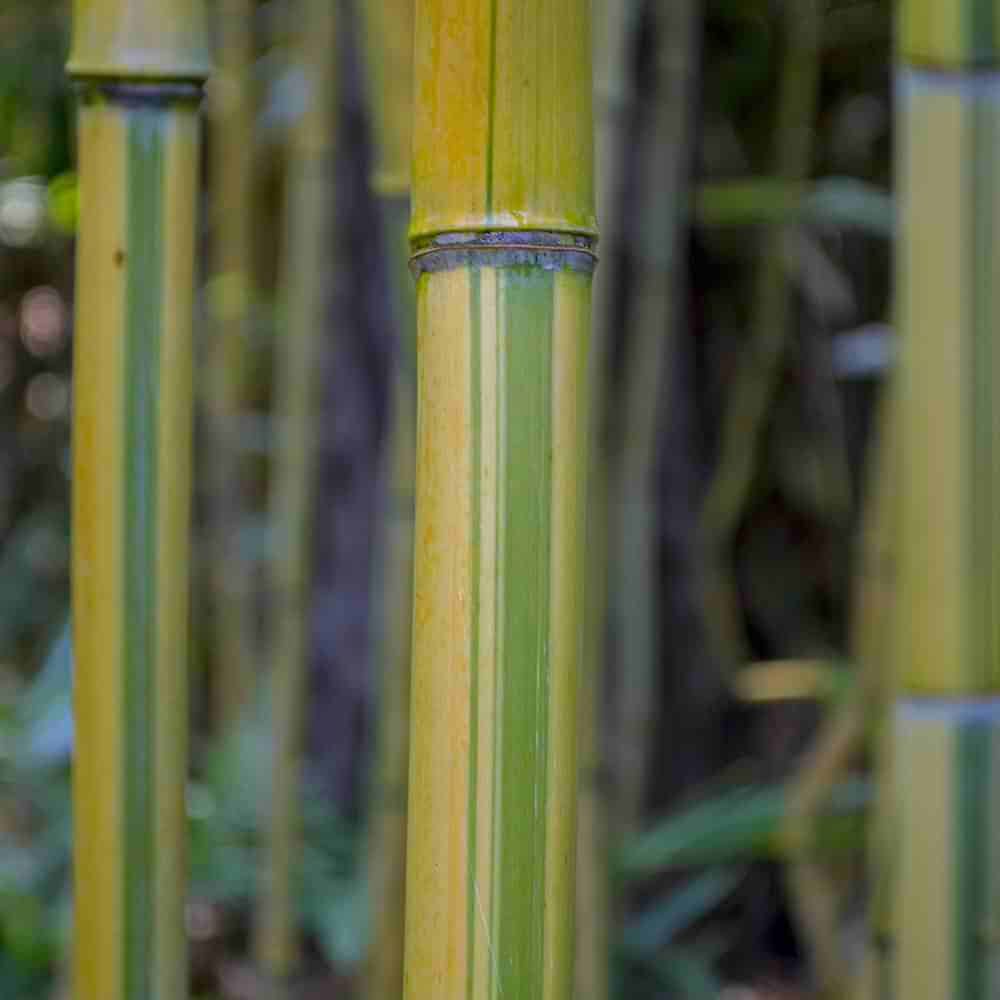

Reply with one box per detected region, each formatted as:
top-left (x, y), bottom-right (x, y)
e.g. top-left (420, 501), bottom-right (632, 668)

top-left (0, 0), bottom-right (893, 996)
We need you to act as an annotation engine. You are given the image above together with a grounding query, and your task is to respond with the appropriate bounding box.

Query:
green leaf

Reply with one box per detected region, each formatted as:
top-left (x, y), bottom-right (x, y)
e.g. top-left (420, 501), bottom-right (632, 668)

top-left (621, 868), bottom-right (744, 956)
top-left (618, 776), bottom-right (871, 877)
top-left (694, 176), bottom-right (894, 236)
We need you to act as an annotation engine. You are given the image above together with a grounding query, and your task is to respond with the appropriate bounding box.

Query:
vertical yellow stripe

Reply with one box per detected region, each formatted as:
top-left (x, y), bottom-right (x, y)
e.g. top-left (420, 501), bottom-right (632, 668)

top-left (72, 99), bottom-right (127, 1000)
top-left (989, 95), bottom-right (1000, 686)
top-left (152, 107), bottom-right (198, 999)
top-left (542, 272), bottom-right (587, 998)
top-left (405, 269), bottom-right (472, 996)
top-left (898, 82), bottom-right (970, 691)
top-left (895, 714), bottom-right (954, 998)
top-left (473, 267), bottom-right (498, 999)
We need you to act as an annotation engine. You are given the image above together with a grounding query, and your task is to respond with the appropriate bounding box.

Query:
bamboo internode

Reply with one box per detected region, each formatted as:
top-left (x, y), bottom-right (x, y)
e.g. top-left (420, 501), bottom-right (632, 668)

top-left (361, 1), bottom-right (416, 997)
top-left (68, 1), bottom-right (208, 998)
top-left (404, 2), bottom-right (595, 997)
top-left (893, 3), bottom-right (1000, 995)
top-left (255, 0), bottom-right (336, 986)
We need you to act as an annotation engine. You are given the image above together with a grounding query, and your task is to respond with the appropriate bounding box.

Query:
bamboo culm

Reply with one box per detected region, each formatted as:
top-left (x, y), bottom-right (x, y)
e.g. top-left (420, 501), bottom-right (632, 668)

top-left (67, 0), bottom-right (210, 997)
top-left (575, 3), bottom-right (639, 995)
top-left (206, 0), bottom-right (255, 734)
top-left (254, 0), bottom-right (336, 986)
top-left (611, 0), bottom-right (701, 843)
top-left (359, 0), bottom-right (417, 997)
top-left (890, 2), bottom-right (1000, 996)
top-left (404, 2), bottom-right (596, 997)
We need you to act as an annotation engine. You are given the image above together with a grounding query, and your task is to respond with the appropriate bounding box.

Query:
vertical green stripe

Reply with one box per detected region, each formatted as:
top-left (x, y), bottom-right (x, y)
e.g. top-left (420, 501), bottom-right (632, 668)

top-left (489, 264), bottom-right (504, 1000)
top-left (954, 722), bottom-right (989, 998)
top-left (969, 0), bottom-right (996, 63)
top-left (123, 108), bottom-right (164, 1000)
top-left (495, 267), bottom-right (553, 998)
top-left (971, 91), bottom-right (993, 686)
top-left (467, 269), bottom-right (482, 1000)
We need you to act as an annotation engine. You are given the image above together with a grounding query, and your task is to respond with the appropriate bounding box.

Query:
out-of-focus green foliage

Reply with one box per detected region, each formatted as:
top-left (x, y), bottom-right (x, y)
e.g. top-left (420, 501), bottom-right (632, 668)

top-left (0, 627), bottom-right (366, 998)
top-left (620, 775), bottom-right (870, 878)
top-left (696, 176), bottom-right (894, 235)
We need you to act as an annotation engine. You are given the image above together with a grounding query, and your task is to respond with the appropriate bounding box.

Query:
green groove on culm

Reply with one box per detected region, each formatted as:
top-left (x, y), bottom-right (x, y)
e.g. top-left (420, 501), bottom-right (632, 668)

top-left (489, 263), bottom-right (505, 1000)
top-left (972, 93), bottom-right (990, 683)
top-left (467, 268), bottom-right (482, 1000)
top-left (970, 1), bottom-right (996, 57)
top-left (123, 107), bottom-right (165, 1000)
top-left (953, 721), bottom-right (988, 996)
top-left (496, 267), bottom-right (554, 998)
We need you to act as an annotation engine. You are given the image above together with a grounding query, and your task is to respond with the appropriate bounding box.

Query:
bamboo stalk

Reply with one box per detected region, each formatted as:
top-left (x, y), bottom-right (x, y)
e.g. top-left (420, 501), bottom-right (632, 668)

top-left (67, 2), bottom-right (210, 998)
top-left (254, 0), bottom-right (336, 986)
top-left (404, 2), bottom-right (596, 995)
top-left (611, 0), bottom-right (701, 841)
top-left (575, 5), bottom-right (638, 996)
top-left (891, 4), bottom-right (1000, 995)
top-left (206, 0), bottom-right (255, 733)
top-left (360, 2), bottom-right (415, 997)
top-left (784, 386), bottom-right (898, 998)
top-left (699, 0), bottom-right (824, 667)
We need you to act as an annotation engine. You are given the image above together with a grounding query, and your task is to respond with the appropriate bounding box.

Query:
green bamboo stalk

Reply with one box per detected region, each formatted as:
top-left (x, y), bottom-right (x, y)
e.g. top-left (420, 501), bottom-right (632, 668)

top-left (404, 2), bottom-right (596, 995)
top-left (206, 0), bottom-right (255, 732)
top-left (67, 2), bottom-right (210, 998)
top-left (575, 5), bottom-right (638, 997)
top-left (891, 4), bottom-right (1000, 996)
top-left (611, 0), bottom-right (700, 841)
top-left (699, 0), bottom-right (824, 667)
top-left (360, 1), bottom-right (416, 998)
top-left (254, 0), bottom-right (335, 987)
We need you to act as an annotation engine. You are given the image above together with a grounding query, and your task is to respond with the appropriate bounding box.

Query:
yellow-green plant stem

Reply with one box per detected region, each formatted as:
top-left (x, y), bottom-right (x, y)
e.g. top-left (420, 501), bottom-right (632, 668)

top-left (784, 388), bottom-right (898, 998)
top-left (404, 3), bottom-right (596, 997)
top-left (699, 0), bottom-right (824, 667)
top-left (360, 2), bottom-right (415, 997)
top-left (891, 6), bottom-right (1000, 996)
top-left (68, 1), bottom-right (209, 997)
top-left (254, 0), bottom-right (335, 986)
top-left (575, 4), bottom-right (638, 997)
top-left (206, 0), bottom-right (255, 733)
top-left (611, 0), bottom-right (700, 842)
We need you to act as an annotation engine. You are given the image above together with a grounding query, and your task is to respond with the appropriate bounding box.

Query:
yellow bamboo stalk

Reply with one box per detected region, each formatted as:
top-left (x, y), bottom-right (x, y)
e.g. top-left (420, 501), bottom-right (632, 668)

top-left (404, 2), bottom-right (596, 996)
top-left (891, 4), bottom-right (1000, 995)
top-left (254, 0), bottom-right (335, 988)
top-left (360, 2), bottom-right (416, 998)
top-left (67, 1), bottom-right (210, 997)
top-left (206, 0), bottom-right (255, 732)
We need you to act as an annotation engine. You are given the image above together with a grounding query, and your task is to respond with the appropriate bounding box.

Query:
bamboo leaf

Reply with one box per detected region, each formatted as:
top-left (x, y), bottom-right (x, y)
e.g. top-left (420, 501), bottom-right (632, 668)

top-left (618, 776), bottom-right (871, 877)
top-left (621, 868), bottom-right (744, 957)
top-left (695, 176), bottom-right (894, 236)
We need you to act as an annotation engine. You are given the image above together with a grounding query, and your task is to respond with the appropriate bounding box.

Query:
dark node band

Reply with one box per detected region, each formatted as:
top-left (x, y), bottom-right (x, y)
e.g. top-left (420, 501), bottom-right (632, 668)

top-left (410, 230), bottom-right (598, 276)
top-left (75, 80), bottom-right (204, 107)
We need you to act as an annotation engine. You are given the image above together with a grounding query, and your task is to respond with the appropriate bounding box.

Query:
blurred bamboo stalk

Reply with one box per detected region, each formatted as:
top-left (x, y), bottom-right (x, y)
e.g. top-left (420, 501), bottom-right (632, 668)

top-left (254, 0), bottom-right (336, 986)
top-left (67, 1), bottom-right (209, 997)
top-left (612, 0), bottom-right (701, 839)
top-left (784, 386), bottom-right (897, 998)
top-left (206, 0), bottom-right (255, 732)
top-left (699, 0), bottom-right (824, 667)
top-left (890, 5), bottom-right (1000, 996)
top-left (359, 1), bottom-right (415, 997)
top-left (403, 1), bottom-right (595, 995)
top-left (576, 3), bottom-right (640, 997)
